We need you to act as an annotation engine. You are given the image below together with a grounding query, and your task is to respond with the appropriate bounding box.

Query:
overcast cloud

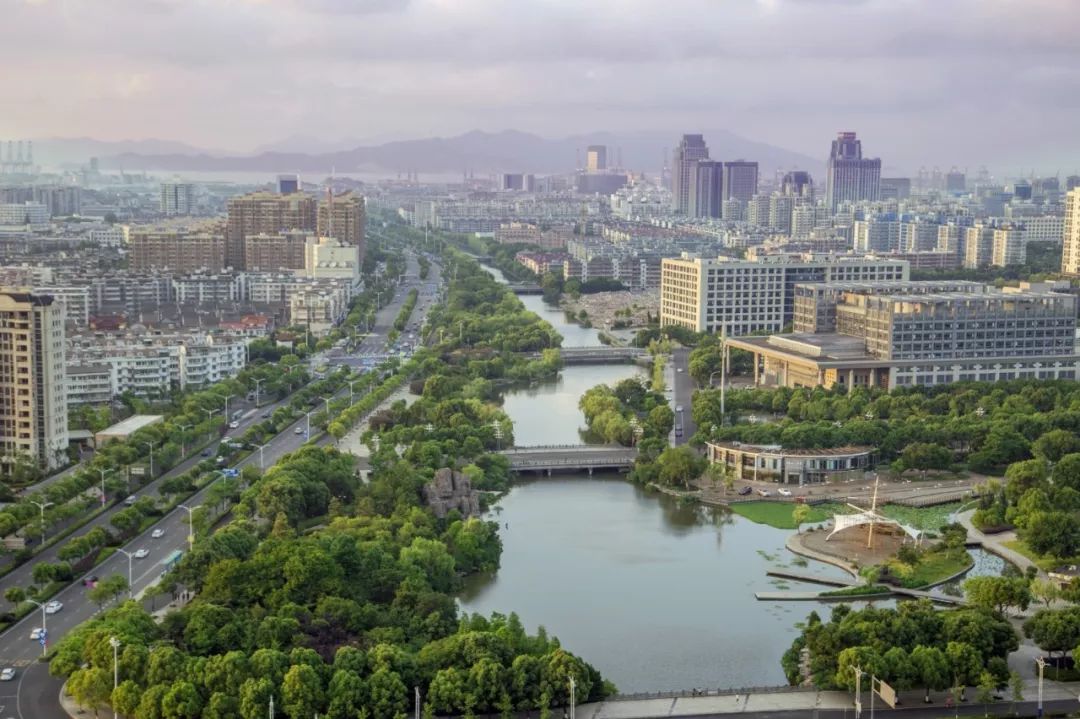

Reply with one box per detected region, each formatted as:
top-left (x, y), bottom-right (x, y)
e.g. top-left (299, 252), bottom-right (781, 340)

top-left (2, 0), bottom-right (1078, 172)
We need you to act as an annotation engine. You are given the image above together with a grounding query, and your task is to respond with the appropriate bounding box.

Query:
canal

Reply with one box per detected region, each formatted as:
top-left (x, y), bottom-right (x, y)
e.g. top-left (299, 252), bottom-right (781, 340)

top-left (465, 262), bottom-right (1007, 693)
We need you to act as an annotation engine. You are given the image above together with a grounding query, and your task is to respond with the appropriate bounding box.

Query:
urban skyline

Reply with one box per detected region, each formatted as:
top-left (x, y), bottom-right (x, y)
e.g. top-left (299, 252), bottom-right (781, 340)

top-left (3, 1), bottom-right (1080, 172)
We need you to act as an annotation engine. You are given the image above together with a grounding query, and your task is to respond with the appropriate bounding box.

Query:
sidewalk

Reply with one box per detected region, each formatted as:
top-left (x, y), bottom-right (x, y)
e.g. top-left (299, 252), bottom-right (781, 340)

top-left (955, 509), bottom-right (1041, 577)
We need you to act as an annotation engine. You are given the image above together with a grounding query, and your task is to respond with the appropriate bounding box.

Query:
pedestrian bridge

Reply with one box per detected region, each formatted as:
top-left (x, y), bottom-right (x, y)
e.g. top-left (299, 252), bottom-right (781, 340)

top-left (525, 346), bottom-right (650, 365)
top-left (500, 444), bottom-right (638, 474)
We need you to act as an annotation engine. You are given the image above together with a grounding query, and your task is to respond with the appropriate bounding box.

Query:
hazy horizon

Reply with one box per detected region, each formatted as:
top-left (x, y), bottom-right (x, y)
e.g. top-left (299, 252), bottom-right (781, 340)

top-left (4, 0), bottom-right (1080, 173)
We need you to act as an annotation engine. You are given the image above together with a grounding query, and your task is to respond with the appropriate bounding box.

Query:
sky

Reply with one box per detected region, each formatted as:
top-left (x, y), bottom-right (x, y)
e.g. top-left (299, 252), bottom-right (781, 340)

top-left (3, 0), bottom-right (1079, 173)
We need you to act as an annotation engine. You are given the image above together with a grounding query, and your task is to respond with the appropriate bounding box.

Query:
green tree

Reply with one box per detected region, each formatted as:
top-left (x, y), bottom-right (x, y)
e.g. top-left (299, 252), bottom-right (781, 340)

top-left (792, 504), bottom-right (811, 534)
top-left (368, 667), bottom-right (408, 719)
top-left (112, 679), bottom-right (142, 717)
top-left (161, 680), bottom-right (203, 719)
top-left (1009, 670), bottom-right (1024, 716)
top-left (282, 663), bottom-right (325, 719)
top-left (910, 645), bottom-right (950, 704)
top-left (976, 670), bottom-right (996, 717)
top-left (945, 641), bottom-right (982, 701)
top-left (656, 446), bottom-right (707, 490)
top-left (239, 677), bottom-right (274, 719)
top-left (4, 587), bottom-right (25, 606)
top-left (1033, 430), bottom-right (1080, 463)
top-left (1030, 578), bottom-right (1061, 608)
top-left (68, 666), bottom-right (112, 716)
top-left (962, 576), bottom-right (1032, 616)
top-left (326, 670), bottom-right (368, 719)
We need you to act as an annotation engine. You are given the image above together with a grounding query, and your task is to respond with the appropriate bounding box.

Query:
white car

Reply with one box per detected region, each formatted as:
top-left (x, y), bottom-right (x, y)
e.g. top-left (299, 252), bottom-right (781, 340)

top-left (44, 601), bottom-right (62, 615)
top-left (151, 528), bottom-right (165, 538)
top-left (229, 421), bottom-right (240, 429)
top-left (0, 668), bottom-right (15, 681)
top-left (778, 488), bottom-right (793, 497)
top-left (29, 627), bottom-right (44, 640)
top-left (134, 548), bottom-right (150, 559)
top-left (295, 427), bottom-right (304, 434)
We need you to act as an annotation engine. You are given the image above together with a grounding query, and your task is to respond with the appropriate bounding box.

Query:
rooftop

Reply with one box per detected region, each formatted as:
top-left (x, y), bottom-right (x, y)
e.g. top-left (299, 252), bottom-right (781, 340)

top-left (95, 414), bottom-right (164, 438)
top-left (707, 441), bottom-right (874, 457)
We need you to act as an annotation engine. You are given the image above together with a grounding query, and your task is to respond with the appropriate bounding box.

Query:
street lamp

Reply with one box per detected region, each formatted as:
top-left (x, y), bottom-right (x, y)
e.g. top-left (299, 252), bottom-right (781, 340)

top-left (1036, 657), bottom-right (1046, 719)
top-left (252, 378), bottom-right (266, 408)
top-left (115, 548), bottom-right (134, 598)
top-left (349, 380), bottom-right (364, 404)
top-left (569, 676), bottom-right (576, 719)
top-left (176, 424), bottom-right (192, 458)
top-left (27, 599), bottom-right (47, 656)
top-left (97, 468), bottom-right (113, 508)
top-left (219, 393), bottom-right (236, 422)
top-left (202, 407), bottom-right (219, 438)
top-left (30, 500), bottom-right (53, 546)
top-left (110, 637), bottom-right (121, 719)
top-left (491, 421), bottom-right (503, 451)
top-left (141, 441), bottom-right (155, 478)
top-left (179, 504), bottom-right (201, 550)
top-left (256, 443), bottom-right (270, 470)
top-left (305, 411), bottom-right (315, 438)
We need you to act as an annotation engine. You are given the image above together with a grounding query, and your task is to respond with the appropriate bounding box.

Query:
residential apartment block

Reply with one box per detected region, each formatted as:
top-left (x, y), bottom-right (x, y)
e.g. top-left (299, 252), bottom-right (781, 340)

top-left (129, 224), bottom-right (226, 273)
top-left (0, 290), bottom-right (67, 472)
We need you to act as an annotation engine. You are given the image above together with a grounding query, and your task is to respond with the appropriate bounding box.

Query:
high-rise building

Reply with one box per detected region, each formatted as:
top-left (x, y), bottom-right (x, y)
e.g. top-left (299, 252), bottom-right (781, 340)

top-left (689, 160), bottom-right (723, 218)
top-left (0, 290), bottom-right (67, 472)
top-left (1062, 189), bottom-right (1080, 275)
top-left (244, 230), bottom-right (309, 271)
top-left (722, 161), bottom-right (759, 205)
top-left (780, 171), bottom-right (813, 199)
top-left (277, 174), bottom-right (299, 194)
top-left (317, 191), bottom-right (366, 263)
top-left (129, 224), bottom-right (226, 273)
top-left (825, 132), bottom-right (881, 212)
top-left (671, 134), bottom-right (710, 214)
top-left (585, 145), bottom-right (607, 172)
top-left (1066, 176), bottom-right (1080, 192)
top-left (880, 177), bottom-right (911, 201)
top-left (160, 181), bottom-right (195, 216)
top-left (945, 169), bottom-right (966, 193)
top-left (226, 191), bottom-right (317, 270)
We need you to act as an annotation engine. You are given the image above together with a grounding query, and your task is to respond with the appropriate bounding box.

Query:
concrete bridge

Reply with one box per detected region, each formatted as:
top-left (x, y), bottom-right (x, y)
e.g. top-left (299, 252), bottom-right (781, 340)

top-left (508, 283), bottom-right (544, 295)
top-left (501, 444), bottom-right (638, 474)
top-left (524, 346), bottom-right (650, 365)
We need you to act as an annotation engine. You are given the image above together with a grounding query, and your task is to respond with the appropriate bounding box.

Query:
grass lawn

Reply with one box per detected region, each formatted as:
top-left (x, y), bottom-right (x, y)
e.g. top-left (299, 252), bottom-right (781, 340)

top-left (878, 502), bottom-right (962, 532)
top-left (728, 501), bottom-right (846, 530)
top-left (821, 584), bottom-right (891, 597)
top-left (1003, 538), bottom-right (1075, 571)
top-left (904, 547), bottom-right (972, 588)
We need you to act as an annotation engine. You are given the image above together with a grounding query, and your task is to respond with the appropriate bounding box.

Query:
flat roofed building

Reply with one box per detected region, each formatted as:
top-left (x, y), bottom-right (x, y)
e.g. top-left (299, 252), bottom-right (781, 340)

top-left (792, 280), bottom-right (986, 333)
top-left (706, 441), bottom-right (874, 485)
top-left (227, 191), bottom-right (317, 270)
top-left (94, 415), bottom-right (164, 445)
top-left (729, 284), bottom-right (1080, 391)
top-left (317, 191), bottom-right (365, 261)
top-left (129, 223), bottom-right (226, 273)
top-left (244, 229), bottom-right (308, 271)
top-left (660, 253), bottom-right (909, 336)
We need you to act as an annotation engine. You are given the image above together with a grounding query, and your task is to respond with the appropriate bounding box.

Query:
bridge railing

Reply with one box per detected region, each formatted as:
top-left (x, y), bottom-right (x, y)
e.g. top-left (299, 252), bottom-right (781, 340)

top-left (501, 444), bottom-right (631, 452)
top-left (610, 684), bottom-right (802, 702)
top-left (508, 458), bottom-right (636, 468)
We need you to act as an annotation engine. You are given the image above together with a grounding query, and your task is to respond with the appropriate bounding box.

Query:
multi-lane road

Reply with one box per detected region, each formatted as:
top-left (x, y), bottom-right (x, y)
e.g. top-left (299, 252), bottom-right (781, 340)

top-left (4, 250), bottom-right (442, 719)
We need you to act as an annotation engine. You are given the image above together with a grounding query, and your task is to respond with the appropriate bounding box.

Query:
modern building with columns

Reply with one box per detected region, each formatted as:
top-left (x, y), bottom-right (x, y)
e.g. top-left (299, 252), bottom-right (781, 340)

top-left (705, 441), bottom-right (874, 485)
top-left (728, 281), bottom-right (1080, 391)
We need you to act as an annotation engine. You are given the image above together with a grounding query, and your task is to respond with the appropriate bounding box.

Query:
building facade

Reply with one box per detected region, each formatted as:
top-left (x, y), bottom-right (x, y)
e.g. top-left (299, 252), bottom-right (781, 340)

top-left (671, 134), bottom-right (710, 215)
top-left (129, 224), bottom-right (226, 273)
top-left (0, 290), bottom-right (67, 471)
top-left (1063, 189), bottom-right (1080, 275)
top-left (226, 191), bottom-right (317, 270)
top-left (317, 191), bottom-right (366, 261)
top-left (825, 132), bottom-right (881, 212)
top-left (160, 181), bottom-right (195, 216)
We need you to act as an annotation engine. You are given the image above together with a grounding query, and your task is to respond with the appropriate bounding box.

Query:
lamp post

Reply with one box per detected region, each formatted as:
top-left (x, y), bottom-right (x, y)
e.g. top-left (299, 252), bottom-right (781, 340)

top-left (491, 420), bottom-right (503, 451)
top-left (176, 424), bottom-right (192, 458)
top-left (28, 599), bottom-right (47, 656)
top-left (256, 443), bottom-right (270, 470)
top-left (220, 393), bottom-right (236, 422)
top-left (569, 676), bottom-right (576, 719)
top-left (97, 468), bottom-right (113, 508)
top-left (202, 407), bottom-right (219, 438)
top-left (852, 665), bottom-right (864, 719)
top-left (30, 500), bottom-right (53, 546)
top-left (115, 548), bottom-right (134, 598)
top-left (349, 380), bottom-right (363, 404)
top-left (179, 504), bottom-right (201, 550)
top-left (305, 411), bottom-right (314, 438)
top-left (1036, 657), bottom-right (1046, 719)
top-left (141, 441), bottom-right (155, 478)
top-left (110, 636), bottom-right (121, 719)
top-left (252, 378), bottom-right (266, 408)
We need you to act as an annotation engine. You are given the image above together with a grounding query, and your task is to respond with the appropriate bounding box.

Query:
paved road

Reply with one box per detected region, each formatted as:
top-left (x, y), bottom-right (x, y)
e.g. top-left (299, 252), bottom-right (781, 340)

top-left (0, 393), bottom-right (284, 596)
top-left (11, 250), bottom-right (443, 719)
top-left (671, 348), bottom-right (697, 446)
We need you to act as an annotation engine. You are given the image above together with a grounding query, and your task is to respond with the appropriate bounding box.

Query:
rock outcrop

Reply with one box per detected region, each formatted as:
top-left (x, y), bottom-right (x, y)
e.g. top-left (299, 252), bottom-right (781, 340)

top-left (422, 467), bottom-right (481, 518)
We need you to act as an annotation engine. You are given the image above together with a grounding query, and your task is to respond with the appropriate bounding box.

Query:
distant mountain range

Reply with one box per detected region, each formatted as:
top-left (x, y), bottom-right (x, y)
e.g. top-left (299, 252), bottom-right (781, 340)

top-left (34, 130), bottom-right (824, 177)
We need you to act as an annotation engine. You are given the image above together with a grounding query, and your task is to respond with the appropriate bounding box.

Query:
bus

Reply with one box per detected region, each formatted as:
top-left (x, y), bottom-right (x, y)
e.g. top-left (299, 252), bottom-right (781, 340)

top-left (160, 549), bottom-right (183, 577)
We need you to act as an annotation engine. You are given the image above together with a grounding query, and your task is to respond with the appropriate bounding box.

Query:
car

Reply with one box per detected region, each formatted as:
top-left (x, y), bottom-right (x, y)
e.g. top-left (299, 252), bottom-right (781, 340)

top-left (134, 548), bottom-right (150, 559)
top-left (778, 488), bottom-right (793, 497)
top-left (229, 421), bottom-right (240, 429)
top-left (81, 575), bottom-right (99, 587)
top-left (295, 427), bottom-right (304, 434)
top-left (676, 367), bottom-right (684, 373)
top-left (261, 411), bottom-right (270, 418)
top-left (757, 489), bottom-right (772, 497)
top-left (737, 486), bottom-right (753, 496)
top-left (29, 628), bottom-right (44, 640)
top-left (151, 528), bottom-right (165, 538)
top-left (44, 601), bottom-right (63, 614)
top-left (124, 495), bottom-right (137, 506)
top-left (675, 405), bottom-right (684, 413)
top-left (674, 426), bottom-right (683, 437)
top-left (0, 668), bottom-right (16, 681)
top-left (200, 449), bottom-right (211, 457)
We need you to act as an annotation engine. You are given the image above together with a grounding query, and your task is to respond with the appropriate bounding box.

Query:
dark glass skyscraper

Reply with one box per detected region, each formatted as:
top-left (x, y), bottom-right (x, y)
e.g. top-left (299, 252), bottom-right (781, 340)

top-left (824, 131), bottom-right (881, 212)
top-left (672, 134), bottom-right (710, 214)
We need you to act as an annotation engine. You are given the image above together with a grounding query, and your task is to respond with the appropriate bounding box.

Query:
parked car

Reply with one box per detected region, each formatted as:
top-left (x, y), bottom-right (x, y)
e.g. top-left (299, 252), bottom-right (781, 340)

top-left (778, 488), bottom-right (792, 497)
top-left (44, 601), bottom-right (63, 615)
top-left (737, 486), bottom-right (753, 496)
top-left (757, 489), bottom-right (772, 497)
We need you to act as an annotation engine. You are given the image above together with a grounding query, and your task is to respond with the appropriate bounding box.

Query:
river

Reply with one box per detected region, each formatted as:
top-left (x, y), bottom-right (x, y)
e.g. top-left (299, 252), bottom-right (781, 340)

top-left (465, 261), bottom-right (1005, 693)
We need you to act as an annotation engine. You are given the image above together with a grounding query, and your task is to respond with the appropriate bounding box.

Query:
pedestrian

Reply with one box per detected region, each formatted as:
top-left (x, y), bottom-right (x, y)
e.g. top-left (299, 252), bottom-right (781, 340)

top-left (734, 694), bottom-right (740, 704)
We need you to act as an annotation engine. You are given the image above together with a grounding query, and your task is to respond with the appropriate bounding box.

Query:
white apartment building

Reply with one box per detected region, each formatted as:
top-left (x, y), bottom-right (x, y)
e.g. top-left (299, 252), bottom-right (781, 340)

top-left (305, 236), bottom-right (361, 282)
top-left (1025, 216), bottom-right (1064, 243)
top-left (660, 253), bottom-right (909, 336)
top-left (0, 202), bottom-right (49, 227)
top-left (87, 225), bottom-right (129, 247)
top-left (964, 225), bottom-right (995, 269)
top-left (65, 364), bottom-right (113, 406)
top-left (34, 286), bottom-right (91, 325)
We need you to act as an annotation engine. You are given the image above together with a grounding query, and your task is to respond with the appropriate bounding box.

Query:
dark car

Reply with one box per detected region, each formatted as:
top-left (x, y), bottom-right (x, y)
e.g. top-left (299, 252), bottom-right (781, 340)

top-left (82, 575), bottom-right (99, 587)
top-left (737, 486), bottom-right (753, 496)
top-left (200, 449), bottom-right (211, 457)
